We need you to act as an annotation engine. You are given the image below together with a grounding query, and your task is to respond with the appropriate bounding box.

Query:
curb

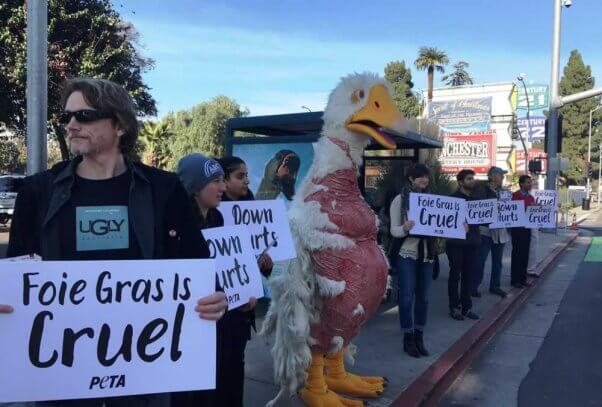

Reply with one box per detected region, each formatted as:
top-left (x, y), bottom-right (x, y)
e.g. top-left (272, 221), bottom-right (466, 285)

top-left (390, 231), bottom-right (579, 407)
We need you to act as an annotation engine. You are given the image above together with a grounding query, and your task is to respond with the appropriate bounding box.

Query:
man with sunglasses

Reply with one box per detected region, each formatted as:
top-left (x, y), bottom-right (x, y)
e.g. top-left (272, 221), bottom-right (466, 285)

top-left (2, 78), bottom-right (227, 407)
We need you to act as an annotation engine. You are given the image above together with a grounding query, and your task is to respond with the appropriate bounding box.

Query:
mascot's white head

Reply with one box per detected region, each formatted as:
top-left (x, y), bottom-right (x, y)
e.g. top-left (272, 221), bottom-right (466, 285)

top-left (322, 72), bottom-right (408, 151)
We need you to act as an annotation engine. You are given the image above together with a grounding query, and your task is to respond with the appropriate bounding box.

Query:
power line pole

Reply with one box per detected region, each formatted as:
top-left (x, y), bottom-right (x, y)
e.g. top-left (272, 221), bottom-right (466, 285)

top-left (26, 0), bottom-right (48, 175)
top-left (546, 0), bottom-right (602, 191)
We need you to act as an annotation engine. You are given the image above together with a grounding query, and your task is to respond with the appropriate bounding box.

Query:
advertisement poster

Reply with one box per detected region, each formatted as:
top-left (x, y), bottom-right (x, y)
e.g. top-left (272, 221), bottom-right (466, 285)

top-left (513, 84), bottom-right (549, 110)
top-left (514, 148), bottom-right (547, 173)
top-left (440, 132), bottom-right (496, 174)
top-left (517, 116), bottom-right (546, 141)
top-left (232, 143), bottom-right (315, 206)
top-left (428, 97), bottom-right (492, 132)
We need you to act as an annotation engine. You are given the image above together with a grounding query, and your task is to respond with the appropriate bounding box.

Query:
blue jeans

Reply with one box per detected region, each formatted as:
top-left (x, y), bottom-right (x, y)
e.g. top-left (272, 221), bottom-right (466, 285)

top-left (475, 235), bottom-right (505, 291)
top-left (396, 256), bottom-right (433, 331)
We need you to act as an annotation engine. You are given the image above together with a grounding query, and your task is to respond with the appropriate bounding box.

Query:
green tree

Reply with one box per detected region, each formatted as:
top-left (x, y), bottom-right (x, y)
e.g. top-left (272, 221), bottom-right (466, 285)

top-left (139, 121), bottom-right (172, 169)
top-left (165, 96), bottom-right (248, 169)
top-left (0, 0), bottom-right (156, 160)
top-left (384, 60), bottom-right (420, 118)
top-left (414, 47), bottom-right (449, 101)
top-left (442, 61), bottom-right (474, 87)
top-left (0, 140), bottom-right (23, 174)
top-left (558, 50), bottom-right (602, 183)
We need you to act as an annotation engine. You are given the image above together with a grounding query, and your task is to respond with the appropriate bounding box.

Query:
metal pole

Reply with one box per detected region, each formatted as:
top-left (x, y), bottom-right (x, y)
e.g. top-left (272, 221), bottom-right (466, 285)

top-left (519, 78), bottom-right (531, 173)
top-left (545, 0), bottom-right (562, 191)
top-left (598, 143), bottom-right (601, 208)
top-left (589, 106), bottom-right (602, 201)
top-left (26, 0), bottom-right (48, 175)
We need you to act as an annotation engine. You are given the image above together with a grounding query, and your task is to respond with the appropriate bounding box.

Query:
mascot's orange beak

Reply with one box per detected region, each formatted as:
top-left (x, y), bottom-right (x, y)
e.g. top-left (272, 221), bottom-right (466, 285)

top-left (346, 84), bottom-right (405, 150)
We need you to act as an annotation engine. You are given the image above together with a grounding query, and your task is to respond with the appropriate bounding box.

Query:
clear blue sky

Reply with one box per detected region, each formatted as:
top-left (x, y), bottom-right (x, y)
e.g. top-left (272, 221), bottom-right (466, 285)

top-left (113, 0), bottom-right (602, 117)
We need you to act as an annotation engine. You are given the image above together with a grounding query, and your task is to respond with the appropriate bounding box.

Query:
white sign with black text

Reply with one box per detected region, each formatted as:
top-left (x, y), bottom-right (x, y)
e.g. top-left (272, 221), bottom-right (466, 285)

top-left (218, 200), bottom-right (296, 261)
top-left (532, 190), bottom-right (559, 207)
top-left (466, 199), bottom-right (497, 224)
top-left (202, 226), bottom-right (264, 309)
top-left (525, 206), bottom-right (557, 229)
top-left (489, 201), bottom-right (527, 229)
top-left (0, 260), bottom-right (216, 403)
top-left (408, 193), bottom-right (467, 239)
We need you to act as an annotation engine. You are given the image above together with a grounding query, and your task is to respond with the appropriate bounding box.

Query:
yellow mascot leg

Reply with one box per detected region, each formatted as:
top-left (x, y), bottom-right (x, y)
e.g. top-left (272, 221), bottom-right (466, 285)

top-left (300, 352), bottom-right (365, 407)
top-left (324, 348), bottom-right (385, 398)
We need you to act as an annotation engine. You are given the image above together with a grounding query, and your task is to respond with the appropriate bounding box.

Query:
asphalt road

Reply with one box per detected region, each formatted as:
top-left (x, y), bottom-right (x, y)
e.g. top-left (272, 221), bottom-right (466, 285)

top-left (441, 213), bottom-right (602, 406)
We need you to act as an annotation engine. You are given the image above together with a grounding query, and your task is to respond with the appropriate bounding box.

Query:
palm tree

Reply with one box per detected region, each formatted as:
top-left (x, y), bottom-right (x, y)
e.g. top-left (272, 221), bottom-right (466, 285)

top-left (414, 47), bottom-right (449, 101)
top-left (139, 121), bottom-right (172, 169)
top-left (442, 61), bottom-right (474, 87)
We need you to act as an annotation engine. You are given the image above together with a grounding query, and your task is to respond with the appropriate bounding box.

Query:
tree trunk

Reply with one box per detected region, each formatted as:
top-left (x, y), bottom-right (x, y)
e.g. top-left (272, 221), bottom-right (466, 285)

top-left (53, 123), bottom-right (70, 160)
top-left (427, 66), bottom-right (434, 101)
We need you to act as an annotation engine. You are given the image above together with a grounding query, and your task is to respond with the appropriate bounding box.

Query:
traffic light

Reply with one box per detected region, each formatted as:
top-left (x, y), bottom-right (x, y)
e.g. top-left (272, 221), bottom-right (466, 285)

top-left (544, 113), bottom-right (563, 153)
top-left (528, 159), bottom-right (542, 173)
top-left (587, 162), bottom-right (593, 177)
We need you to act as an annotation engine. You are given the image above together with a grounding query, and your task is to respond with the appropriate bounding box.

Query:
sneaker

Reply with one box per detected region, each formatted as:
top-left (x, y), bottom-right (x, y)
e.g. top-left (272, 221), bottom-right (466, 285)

top-left (489, 288), bottom-right (508, 298)
top-left (527, 272), bottom-right (540, 278)
top-left (450, 309), bottom-right (465, 321)
top-left (462, 310), bottom-right (480, 320)
top-left (522, 281), bottom-right (533, 287)
top-left (511, 282), bottom-right (524, 289)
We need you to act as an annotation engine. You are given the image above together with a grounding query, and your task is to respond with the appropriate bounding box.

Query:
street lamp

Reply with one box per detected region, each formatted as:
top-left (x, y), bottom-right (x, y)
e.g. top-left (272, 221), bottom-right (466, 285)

top-left (301, 106), bottom-right (312, 112)
top-left (516, 74), bottom-right (530, 173)
top-left (587, 104), bottom-right (602, 201)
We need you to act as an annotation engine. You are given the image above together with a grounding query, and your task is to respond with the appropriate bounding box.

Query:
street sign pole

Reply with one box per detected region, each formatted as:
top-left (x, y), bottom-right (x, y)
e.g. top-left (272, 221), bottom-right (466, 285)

top-left (26, 0), bottom-right (48, 175)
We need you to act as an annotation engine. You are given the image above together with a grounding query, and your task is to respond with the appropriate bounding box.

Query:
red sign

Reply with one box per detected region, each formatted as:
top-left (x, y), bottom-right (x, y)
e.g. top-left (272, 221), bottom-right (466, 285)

top-left (440, 132), bottom-right (495, 174)
top-left (516, 148), bottom-right (547, 172)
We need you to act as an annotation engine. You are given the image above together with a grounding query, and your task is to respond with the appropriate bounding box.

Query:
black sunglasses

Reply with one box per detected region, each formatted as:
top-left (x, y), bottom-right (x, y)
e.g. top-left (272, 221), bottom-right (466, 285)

top-left (58, 109), bottom-right (114, 125)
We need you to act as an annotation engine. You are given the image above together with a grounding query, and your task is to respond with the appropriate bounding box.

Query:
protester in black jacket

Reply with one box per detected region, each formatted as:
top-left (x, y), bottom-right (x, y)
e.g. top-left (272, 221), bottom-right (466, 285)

top-left (446, 169), bottom-right (480, 321)
top-left (2, 78), bottom-right (227, 407)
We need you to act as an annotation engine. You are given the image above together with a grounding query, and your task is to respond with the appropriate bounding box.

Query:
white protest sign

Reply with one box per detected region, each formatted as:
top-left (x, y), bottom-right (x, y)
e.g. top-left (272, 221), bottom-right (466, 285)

top-left (218, 200), bottom-right (296, 261)
top-left (466, 199), bottom-right (497, 224)
top-left (0, 254), bottom-right (42, 262)
top-left (408, 193), bottom-right (467, 239)
top-left (526, 206), bottom-right (557, 229)
top-left (498, 190), bottom-right (512, 201)
top-left (202, 226), bottom-right (264, 309)
top-left (489, 201), bottom-right (527, 229)
top-left (0, 259), bottom-right (216, 403)
top-left (532, 190), bottom-right (558, 207)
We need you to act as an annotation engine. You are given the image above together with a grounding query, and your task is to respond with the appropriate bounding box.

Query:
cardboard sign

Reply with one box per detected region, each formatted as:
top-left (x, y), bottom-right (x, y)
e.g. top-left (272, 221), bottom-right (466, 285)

top-left (466, 199), bottom-right (497, 224)
top-left (526, 206), bottom-right (557, 229)
top-left (489, 201), bottom-right (527, 229)
top-left (532, 190), bottom-right (558, 207)
top-left (202, 226), bottom-right (264, 309)
top-left (408, 193), bottom-right (467, 239)
top-left (218, 200), bottom-right (296, 261)
top-left (0, 260), bottom-right (216, 403)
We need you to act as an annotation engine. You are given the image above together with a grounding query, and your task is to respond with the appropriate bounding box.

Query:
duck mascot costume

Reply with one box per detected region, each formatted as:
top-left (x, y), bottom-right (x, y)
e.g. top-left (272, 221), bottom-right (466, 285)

top-left (261, 72), bottom-right (412, 407)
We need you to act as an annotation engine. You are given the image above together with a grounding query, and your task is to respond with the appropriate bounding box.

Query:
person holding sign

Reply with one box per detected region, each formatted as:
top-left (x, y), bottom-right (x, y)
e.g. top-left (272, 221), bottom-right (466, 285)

top-left (511, 175), bottom-right (535, 289)
top-left (4, 78), bottom-right (228, 407)
top-left (389, 164), bottom-right (436, 358)
top-left (177, 154), bottom-right (260, 407)
top-left (472, 167), bottom-right (510, 299)
top-left (446, 170), bottom-right (480, 321)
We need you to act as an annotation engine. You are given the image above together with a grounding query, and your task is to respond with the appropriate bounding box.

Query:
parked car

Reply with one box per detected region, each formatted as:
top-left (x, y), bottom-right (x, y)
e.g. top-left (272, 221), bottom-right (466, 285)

top-left (0, 174), bottom-right (25, 225)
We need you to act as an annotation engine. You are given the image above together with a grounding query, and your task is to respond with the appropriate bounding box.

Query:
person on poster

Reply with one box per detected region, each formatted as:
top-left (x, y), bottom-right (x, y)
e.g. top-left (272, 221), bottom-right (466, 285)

top-left (511, 175), bottom-right (535, 289)
top-left (2, 78), bottom-right (228, 407)
top-left (446, 170), bottom-right (480, 321)
top-left (472, 167), bottom-right (511, 298)
top-left (255, 150), bottom-right (301, 201)
top-left (215, 156), bottom-right (273, 406)
top-left (176, 154), bottom-right (261, 407)
top-left (389, 164), bottom-right (436, 358)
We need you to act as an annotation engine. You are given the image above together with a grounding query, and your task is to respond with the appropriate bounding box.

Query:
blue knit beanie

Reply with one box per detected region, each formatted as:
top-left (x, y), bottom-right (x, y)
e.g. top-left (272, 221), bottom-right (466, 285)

top-left (176, 153), bottom-right (224, 195)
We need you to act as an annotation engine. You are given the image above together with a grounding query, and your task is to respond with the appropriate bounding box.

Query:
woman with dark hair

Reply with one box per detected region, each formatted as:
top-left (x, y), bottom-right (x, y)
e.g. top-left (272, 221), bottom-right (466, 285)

top-left (214, 156), bottom-right (273, 406)
top-left (175, 153), bottom-right (258, 407)
top-left (389, 163), bottom-right (436, 358)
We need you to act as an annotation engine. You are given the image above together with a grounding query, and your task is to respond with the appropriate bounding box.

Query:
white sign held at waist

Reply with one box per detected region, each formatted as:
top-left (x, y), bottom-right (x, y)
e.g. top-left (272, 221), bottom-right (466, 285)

top-left (466, 199), bottom-right (497, 224)
top-left (0, 259), bottom-right (216, 403)
top-left (408, 193), bottom-right (467, 239)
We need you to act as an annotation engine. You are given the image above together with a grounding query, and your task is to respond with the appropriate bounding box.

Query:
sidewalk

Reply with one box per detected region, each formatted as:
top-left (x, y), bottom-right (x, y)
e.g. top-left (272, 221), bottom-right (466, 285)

top-left (244, 229), bottom-right (577, 406)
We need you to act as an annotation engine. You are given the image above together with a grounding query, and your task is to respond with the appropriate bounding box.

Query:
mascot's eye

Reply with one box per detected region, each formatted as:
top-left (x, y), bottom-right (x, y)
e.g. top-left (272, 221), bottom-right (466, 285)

top-left (350, 89), bottom-right (365, 104)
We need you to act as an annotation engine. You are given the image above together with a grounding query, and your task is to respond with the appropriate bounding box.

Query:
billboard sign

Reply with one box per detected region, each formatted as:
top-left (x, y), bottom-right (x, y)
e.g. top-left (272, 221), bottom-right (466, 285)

top-left (440, 131), bottom-right (496, 175)
top-left (428, 97), bottom-right (492, 132)
top-left (514, 84), bottom-right (549, 110)
top-left (517, 116), bottom-right (546, 141)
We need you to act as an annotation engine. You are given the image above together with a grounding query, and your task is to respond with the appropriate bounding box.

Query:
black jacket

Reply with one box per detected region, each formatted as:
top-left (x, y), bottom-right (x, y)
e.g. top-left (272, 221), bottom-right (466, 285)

top-left (446, 189), bottom-right (481, 247)
top-left (7, 157), bottom-right (209, 260)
